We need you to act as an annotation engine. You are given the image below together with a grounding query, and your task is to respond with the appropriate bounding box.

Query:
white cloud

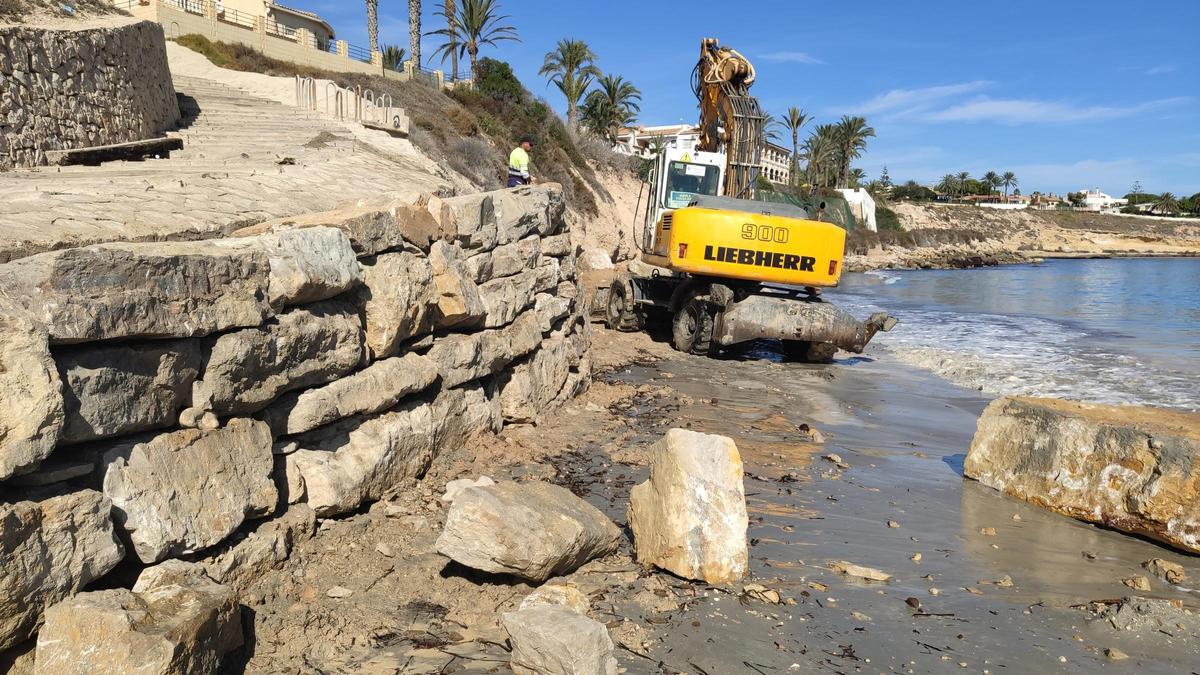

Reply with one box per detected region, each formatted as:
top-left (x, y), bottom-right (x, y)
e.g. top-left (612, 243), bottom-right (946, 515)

top-left (759, 51), bottom-right (825, 65)
top-left (1146, 64), bottom-right (1177, 75)
top-left (848, 81), bottom-right (991, 116)
top-left (1006, 158), bottom-right (1142, 194)
top-left (930, 96), bottom-right (1191, 125)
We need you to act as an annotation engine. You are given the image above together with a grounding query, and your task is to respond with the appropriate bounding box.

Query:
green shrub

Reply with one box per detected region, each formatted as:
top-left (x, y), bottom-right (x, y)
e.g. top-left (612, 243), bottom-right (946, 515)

top-left (876, 205), bottom-right (903, 231)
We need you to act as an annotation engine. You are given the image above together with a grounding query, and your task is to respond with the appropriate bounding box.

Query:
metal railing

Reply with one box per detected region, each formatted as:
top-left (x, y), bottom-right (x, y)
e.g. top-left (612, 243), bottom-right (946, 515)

top-left (264, 17), bottom-right (298, 41)
top-left (346, 43), bottom-right (374, 64)
top-left (110, 0), bottom-right (145, 11)
top-left (164, 0), bottom-right (204, 15)
top-left (217, 6), bottom-right (256, 30)
top-left (296, 76), bottom-right (397, 129)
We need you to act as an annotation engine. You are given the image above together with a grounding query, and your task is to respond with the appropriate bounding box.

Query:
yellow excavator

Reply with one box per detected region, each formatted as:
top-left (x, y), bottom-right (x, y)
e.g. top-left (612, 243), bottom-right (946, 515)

top-left (606, 38), bottom-right (896, 361)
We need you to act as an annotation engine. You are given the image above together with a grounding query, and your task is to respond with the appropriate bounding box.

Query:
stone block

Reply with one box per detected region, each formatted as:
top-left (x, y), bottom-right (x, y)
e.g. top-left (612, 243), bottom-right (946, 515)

top-left (285, 384), bottom-right (497, 517)
top-left (498, 336), bottom-right (571, 423)
top-left (56, 339), bottom-right (201, 444)
top-left (502, 605), bottom-right (616, 675)
top-left (33, 562), bottom-right (241, 675)
top-left (436, 481), bottom-right (620, 581)
top-left (425, 310), bottom-right (544, 389)
top-left (629, 429), bottom-right (749, 584)
top-left (102, 419), bottom-right (277, 563)
top-left (354, 250), bottom-right (436, 360)
top-left (0, 490), bottom-right (125, 652)
top-left (0, 315), bottom-right (63, 480)
top-left (260, 353), bottom-right (438, 436)
top-left (0, 241), bottom-right (271, 344)
top-left (191, 299), bottom-right (363, 417)
top-left (965, 396), bottom-right (1200, 553)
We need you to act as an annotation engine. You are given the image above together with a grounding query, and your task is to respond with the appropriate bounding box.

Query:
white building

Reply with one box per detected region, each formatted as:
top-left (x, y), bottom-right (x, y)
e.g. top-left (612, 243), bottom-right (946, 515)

top-left (836, 188), bottom-right (877, 232)
top-left (615, 124), bottom-right (792, 185)
top-left (1077, 188), bottom-right (1128, 213)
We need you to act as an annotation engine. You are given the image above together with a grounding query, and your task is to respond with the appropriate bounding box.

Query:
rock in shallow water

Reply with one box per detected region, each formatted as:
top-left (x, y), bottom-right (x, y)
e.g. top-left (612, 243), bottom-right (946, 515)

top-left (628, 428), bottom-right (749, 584)
top-left (502, 605), bottom-right (617, 675)
top-left (436, 481), bottom-right (620, 582)
top-left (964, 396), bottom-right (1200, 553)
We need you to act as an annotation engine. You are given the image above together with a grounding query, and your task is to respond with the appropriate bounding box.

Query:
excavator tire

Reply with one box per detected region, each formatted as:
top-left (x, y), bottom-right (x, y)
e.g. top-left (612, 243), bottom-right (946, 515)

top-left (672, 294), bottom-right (715, 355)
top-left (781, 340), bottom-right (837, 364)
top-left (605, 279), bottom-right (640, 332)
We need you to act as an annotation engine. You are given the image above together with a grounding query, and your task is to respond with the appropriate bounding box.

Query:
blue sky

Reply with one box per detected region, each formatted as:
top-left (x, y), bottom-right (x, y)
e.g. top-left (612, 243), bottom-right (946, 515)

top-left (297, 0), bottom-right (1198, 196)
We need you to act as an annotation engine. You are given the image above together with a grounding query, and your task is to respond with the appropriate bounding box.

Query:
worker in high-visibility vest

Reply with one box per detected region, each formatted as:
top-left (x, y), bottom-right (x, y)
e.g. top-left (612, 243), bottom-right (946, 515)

top-left (507, 137), bottom-right (534, 188)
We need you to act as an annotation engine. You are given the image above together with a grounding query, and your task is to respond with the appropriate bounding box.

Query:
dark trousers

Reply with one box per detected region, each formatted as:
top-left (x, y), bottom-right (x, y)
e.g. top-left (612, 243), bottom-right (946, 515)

top-left (507, 176), bottom-right (529, 188)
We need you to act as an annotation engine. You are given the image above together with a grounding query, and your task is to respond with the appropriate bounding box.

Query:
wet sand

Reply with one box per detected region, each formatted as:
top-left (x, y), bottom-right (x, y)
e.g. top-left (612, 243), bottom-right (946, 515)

top-left (583, 330), bottom-right (1199, 674)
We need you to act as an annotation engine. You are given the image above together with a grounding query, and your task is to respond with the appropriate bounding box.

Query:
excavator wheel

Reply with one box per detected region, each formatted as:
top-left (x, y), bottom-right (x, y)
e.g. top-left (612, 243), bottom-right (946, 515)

top-left (781, 340), bottom-right (837, 364)
top-left (672, 294), bottom-right (715, 355)
top-left (605, 278), bottom-right (640, 332)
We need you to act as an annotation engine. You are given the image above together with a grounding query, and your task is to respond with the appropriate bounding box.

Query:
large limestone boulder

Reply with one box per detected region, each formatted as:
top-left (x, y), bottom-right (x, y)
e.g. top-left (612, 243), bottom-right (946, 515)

top-left (436, 481), bottom-right (621, 581)
top-left (261, 353), bottom-right (437, 436)
top-left (57, 339), bottom-right (201, 444)
top-left (232, 193), bottom-right (448, 256)
top-left (102, 419), bottom-right (277, 563)
top-left (479, 268), bottom-right (539, 328)
top-left (464, 236), bottom-right (541, 283)
top-left (0, 315), bottom-right (64, 480)
top-left (425, 309), bottom-right (544, 389)
top-left (629, 429), bottom-right (748, 584)
top-left (222, 227), bottom-right (361, 311)
top-left (191, 299), bottom-right (363, 417)
top-left (0, 241), bottom-right (271, 344)
top-left (428, 241), bottom-right (487, 330)
top-left (444, 192), bottom-right (498, 250)
top-left (0, 490), bottom-right (125, 651)
top-left (492, 184), bottom-right (566, 245)
top-left (965, 396), bottom-right (1200, 553)
top-left (501, 605), bottom-right (617, 675)
top-left (498, 336), bottom-right (571, 422)
top-left (285, 385), bottom-right (498, 516)
top-left (355, 250), bottom-right (437, 359)
top-left (33, 562), bottom-right (242, 675)
top-left (205, 505), bottom-right (316, 591)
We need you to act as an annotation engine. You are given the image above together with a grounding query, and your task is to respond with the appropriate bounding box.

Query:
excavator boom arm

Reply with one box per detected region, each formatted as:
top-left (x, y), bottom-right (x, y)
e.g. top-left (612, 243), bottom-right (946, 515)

top-left (694, 38), bottom-right (765, 199)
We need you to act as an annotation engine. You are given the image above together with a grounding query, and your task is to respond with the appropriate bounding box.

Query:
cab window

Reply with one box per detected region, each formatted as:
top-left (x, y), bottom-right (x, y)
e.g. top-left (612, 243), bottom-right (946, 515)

top-left (664, 162), bottom-right (720, 208)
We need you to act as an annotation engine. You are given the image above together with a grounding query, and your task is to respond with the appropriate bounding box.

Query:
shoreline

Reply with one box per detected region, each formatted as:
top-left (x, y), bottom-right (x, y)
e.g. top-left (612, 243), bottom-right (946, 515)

top-left (229, 328), bottom-right (1200, 673)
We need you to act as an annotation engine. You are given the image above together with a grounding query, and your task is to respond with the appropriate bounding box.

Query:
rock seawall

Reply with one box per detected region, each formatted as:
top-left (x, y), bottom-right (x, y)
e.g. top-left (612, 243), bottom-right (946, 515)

top-left (0, 17), bottom-right (180, 168)
top-left (0, 184), bottom-right (589, 658)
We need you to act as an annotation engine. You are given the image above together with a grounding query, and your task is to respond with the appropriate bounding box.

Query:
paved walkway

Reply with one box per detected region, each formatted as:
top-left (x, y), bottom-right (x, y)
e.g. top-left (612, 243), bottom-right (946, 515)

top-left (0, 47), bottom-right (452, 263)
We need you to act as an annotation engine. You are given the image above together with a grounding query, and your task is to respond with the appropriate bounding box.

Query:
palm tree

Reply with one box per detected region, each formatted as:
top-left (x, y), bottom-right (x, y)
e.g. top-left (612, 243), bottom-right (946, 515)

top-left (581, 74), bottom-right (641, 142)
top-left (761, 114), bottom-right (782, 143)
top-left (783, 107), bottom-right (809, 188)
top-left (381, 44), bottom-right (407, 70)
top-left (802, 124), bottom-right (838, 189)
top-left (538, 39), bottom-right (600, 130)
top-left (426, 1), bottom-right (460, 79)
top-left (834, 115), bottom-right (875, 188)
top-left (847, 168), bottom-right (866, 188)
top-left (1001, 171), bottom-right (1017, 199)
top-left (366, 0), bottom-right (379, 54)
top-left (955, 171), bottom-right (971, 198)
top-left (936, 174), bottom-right (957, 196)
top-left (439, 0), bottom-right (519, 79)
top-left (982, 171), bottom-right (1000, 197)
top-left (1154, 192), bottom-right (1180, 215)
top-left (408, 0), bottom-right (422, 67)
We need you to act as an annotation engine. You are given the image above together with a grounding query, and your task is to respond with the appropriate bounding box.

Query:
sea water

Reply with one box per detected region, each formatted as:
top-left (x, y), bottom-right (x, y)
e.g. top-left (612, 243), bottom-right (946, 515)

top-left (830, 258), bottom-right (1200, 410)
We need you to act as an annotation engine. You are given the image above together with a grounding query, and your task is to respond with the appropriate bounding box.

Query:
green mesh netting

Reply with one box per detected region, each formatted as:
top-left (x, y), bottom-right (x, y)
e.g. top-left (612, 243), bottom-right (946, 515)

top-left (754, 190), bottom-right (860, 231)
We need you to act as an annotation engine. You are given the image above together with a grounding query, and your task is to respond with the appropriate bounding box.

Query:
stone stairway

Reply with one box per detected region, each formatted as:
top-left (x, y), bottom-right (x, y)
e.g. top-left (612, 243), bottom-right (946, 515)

top-left (0, 71), bottom-right (449, 263)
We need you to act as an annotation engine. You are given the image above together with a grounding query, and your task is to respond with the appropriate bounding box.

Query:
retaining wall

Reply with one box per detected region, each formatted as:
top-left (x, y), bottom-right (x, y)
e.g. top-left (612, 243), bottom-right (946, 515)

top-left (0, 183), bottom-right (589, 655)
top-left (0, 18), bottom-right (180, 168)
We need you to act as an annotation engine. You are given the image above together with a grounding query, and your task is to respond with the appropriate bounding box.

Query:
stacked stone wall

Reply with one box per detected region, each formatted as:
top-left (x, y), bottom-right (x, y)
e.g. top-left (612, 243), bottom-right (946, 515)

top-left (0, 18), bottom-right (180, 168)
top-left (0, 183), bottom-right (589, 657)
